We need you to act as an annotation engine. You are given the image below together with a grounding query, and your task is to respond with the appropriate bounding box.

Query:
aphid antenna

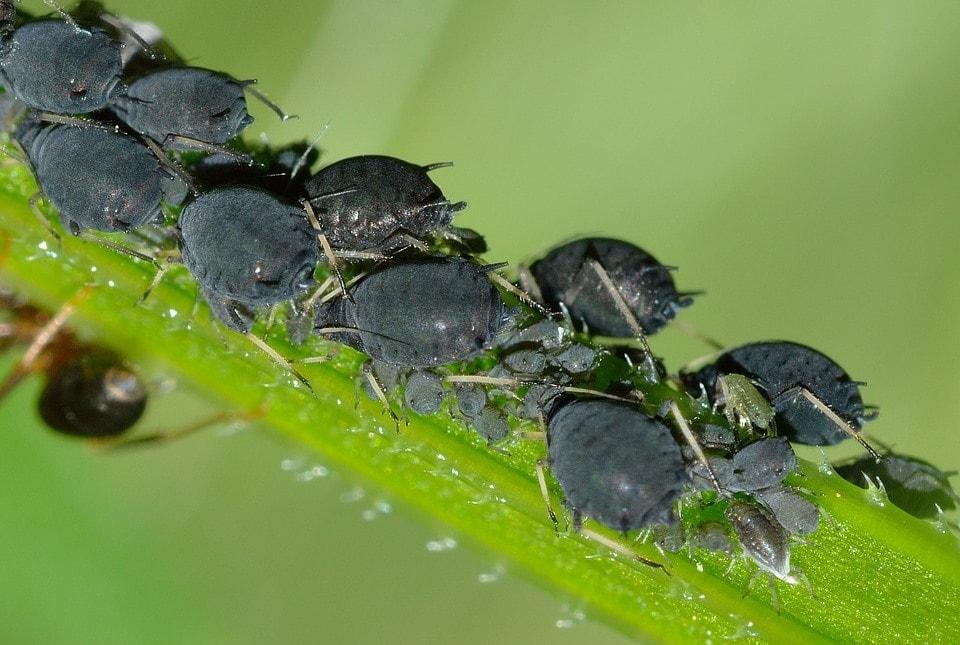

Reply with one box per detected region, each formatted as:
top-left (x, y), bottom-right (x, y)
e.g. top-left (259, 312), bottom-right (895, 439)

top-left (286, 123), bottom-right (330, 190)
top-left (0, 284), bottom-right (91, 400)
top-left (302, 275), bottom-right (336, 311)
top-left (138, 256), bottom-right (176, 304)
top-left (362, 362), bottom-right (400, 432)
top-left (677, 348), bottom-right (726, 375)
top-left (515, 264), bottom-right (545, 304)
top-left (587, 258), bottom-right (660, 378)
top-left (306, 185), bottom-right (359, 205)
top-left (243, 332), bottom-right (316, 398)
top-left (313, 324), bottom-right (412, 346)
top-left (578, 526), bottom-right (669, 573)
top-left (301, 198), bottom-right (351, 302)
top-left (791, 387), bottom-right (883, 463)
top-left (534, 458), bottom-right (562, 532)
top-left (319, 271), bottom-right (369, 304)
top-left (668, 400), bottom-right (723, 494)
top-left (421, 161), bottom-right (455, 172)
top-left (669, 318), bottom-right (725, 351)
top-left (42, 0), bottom-right (87, 34)
top-left (141, 136), bottom-right (198, 196)
top-left (161, 135), bottom-right (254, 165)
top-left (486, 270), bottom-right (555, 319)
top-left (237, 79), bottom-right (298, 122)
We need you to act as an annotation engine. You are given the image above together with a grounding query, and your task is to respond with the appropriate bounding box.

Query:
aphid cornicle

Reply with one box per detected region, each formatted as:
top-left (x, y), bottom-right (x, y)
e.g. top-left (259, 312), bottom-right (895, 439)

top-left (178, 186), bottom-right (319, 332)
top-left (527, 237), bottom-right (693, 337)
top-left (0, 2), bottom-right (123, 114)
top-left (683, 341), bottom-right (875, 450)
top-left (15, 117), bottom-right (180, 234)
top-left (302, 155), bottom-right (468, 253)
top-left (314, 257), bottom-right (509, 368)
top-left (546, 398), bottom-right (687, 532)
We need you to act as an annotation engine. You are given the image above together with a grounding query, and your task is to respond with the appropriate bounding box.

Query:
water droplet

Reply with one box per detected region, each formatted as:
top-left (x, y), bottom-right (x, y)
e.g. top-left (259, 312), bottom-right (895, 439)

top-left (280, 458), bottom-right (303, 471)
top-left (478, 564), bottom-right (506, 584)
top-left (90, 265), bottom-right (97, 272)
top-left (426, 536), bottom-right (458, 552)
top-left (340, 487), bottom-right (365, 503)
top-left (107, 280), bottom-right (115, 287)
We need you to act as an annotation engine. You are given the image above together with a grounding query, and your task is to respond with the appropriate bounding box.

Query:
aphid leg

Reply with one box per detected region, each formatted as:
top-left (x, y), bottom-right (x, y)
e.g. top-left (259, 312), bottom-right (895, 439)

top-left (523, 430), bottom-right (547, 441)
top-left (244, 332), bottom-right (316, 398)
top-left (677, 348), bottom-right (726, 375)
top-left (36, 112), bottom-right (111, 130)
top-left (669, 401), bottom-right (723, 494)
top-left (138, 256), bottom-right (175, 304)
top-left (162, 135), bottom-right (254, 165)
top-left (0, 138), bottom-right (27, 164)
top-left (78, 232), bottom-right (158, 266)
top-left (28, 192), bottom-right (62, 247)
top-left (516, 264), bottom-right (545, 304)
top-left (587, 258), bottom-right (659, 378)
top-left (362, 362), bottom-right (400, 432)
top-left (141, 136), bottom-right (198, 196)
top-left (767, 575), bottom-right (782, 614)
top-left (486, 270), bottom-right (554, 318)
top-left (790, 387), bottom-right (883, 463)
top-left (0, 285), bottom-right (91, 400)
top-left (535, 459), bottom-right (561, 532)
top-left (95, 11), bottom-right (162, 61)
top-left (578, 526), bottom-right (668, 573)
top-left (239, 80), bottom-right (298, 122)
top-left (101, 406), bottom-right (265, 449)
top-left (380, 232), bottom-right (430, 254)
top-left (262, 303), bottom-right (282, 339)
top-left (795, 568), bottom-right (815, 598)
top-left (669, 318), bottom-right (725, 351)
top-left (301, 198), bottom-right (352, 303)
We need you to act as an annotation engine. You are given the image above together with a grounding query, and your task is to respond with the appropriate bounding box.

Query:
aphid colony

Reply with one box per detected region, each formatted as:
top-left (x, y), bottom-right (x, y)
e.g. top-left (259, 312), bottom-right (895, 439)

top-left (0, 0), bottom-right (956, 610)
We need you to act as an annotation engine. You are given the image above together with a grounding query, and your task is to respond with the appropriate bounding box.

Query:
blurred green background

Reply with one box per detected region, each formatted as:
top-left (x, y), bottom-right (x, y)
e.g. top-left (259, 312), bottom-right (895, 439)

top-left (2, 1), bottom-right (959, 643)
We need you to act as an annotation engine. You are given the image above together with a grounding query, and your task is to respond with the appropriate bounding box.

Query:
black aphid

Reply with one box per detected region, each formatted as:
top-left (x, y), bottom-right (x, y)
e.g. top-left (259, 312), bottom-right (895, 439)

top-left (755, 486), bottom-right (820, 537)
top-left (403, 370), bottom-right (445, 416)
top-left (178, 186), bottom-right (318, 332)
top-left (15, 116), bottom-right (179, 234)
top-left (110, 67), bottom-right (256, 148)
top-left (835, 453), bottom-right (959, 519)
top-left (303, 155), bottom-right (467, 253)
top-left (683, 341), bottom-right (878, 456)
top-left (314, 256), bottom-right (508, 368)
top-left (688, 437), bottom-right (798, 494)
top-left (546, 398), bottom-right (687, 531)
top-left (0, 1), bottom-right (122, 114)
top-left (527, 237), bottom-right (693, 337)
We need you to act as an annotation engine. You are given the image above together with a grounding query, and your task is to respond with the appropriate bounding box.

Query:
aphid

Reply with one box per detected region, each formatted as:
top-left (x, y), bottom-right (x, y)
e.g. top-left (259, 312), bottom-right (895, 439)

top-left (15, 116), bottom-right (182, 235)
top-left (683, 341), bottom-right (879, 459)
top-left (178, 186), bottom-right (318, 332)
top-left (403, 370), bottom-right (445, 416)
top-left (0, 1), bottom-right (123, 114)
top-left (0, 288), bottom-right (242, 444)
top-left (314, 257), bottom-right (509, 368)
top-left (725, 500), bottom-right (806, 611)
top-left (835, 453), bottom-right (959, 519)
top-left (755, 486), bottom-right (820, 536)
top-left (526, 237), bottom-right (693, 338)
top-left (110, 67), bottom-right (254, 148)
top-left (474, 405), bottom-right (510, 444)
top-left (688, 438), bottom-right (798, 493)
top-left (692, 521), bottom-right (733, 554)
top-left (453, 382), bottom-right (486, 420)
top-left (545, 398), bottom-right (687, 532)
top-left (302, 155), bottom-right (467, 253)
top-left (716, 373), bottom-right (774, 433)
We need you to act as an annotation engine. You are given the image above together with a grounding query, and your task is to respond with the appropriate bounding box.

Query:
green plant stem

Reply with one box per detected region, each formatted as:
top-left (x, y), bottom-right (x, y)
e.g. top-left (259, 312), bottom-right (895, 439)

top-left (1, 165), bottom-right (959, 643)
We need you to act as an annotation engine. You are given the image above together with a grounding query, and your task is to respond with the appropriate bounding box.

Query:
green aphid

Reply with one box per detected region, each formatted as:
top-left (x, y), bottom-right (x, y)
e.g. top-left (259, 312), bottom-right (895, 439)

top-left (716, 373), bottom-right (774, 433)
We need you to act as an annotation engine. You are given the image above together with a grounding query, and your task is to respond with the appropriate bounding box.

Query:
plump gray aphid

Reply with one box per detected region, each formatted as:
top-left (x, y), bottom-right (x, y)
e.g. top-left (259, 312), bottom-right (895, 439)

top-left (731, 437), bottom-right (798, 492)
top-left (454, 383), bottom-right (486, 419)
top-left (16, 118), bottom-right (177, 233)
top-left (547, 399), bottom-right (687, 532)
top-left (0, 11), bottom-right (122, 113)
top-left (502, 347), bottom-right (547, 375)
top-left (835, 453), bottom-right (959, 519)
top-left (474, 405), bottom-right (510, 443)
top-left (111, 67), bottom-right (253, 146)
top-left (529, 237), bottom-right (693, 337)
top-left (179, 186), bottom-right (318, 331)
top-left (314, 257), bottom-right (508, 368)
top-left (684, 341), bottom-right (871, 446)
top-left (403, 370), bottom-right (445, 416)
top-left (725, 500), bottom-right (798, 585)
top-left (756, 486), bottom-right (820, 536)
top-left (303, 155), bottom-right (467, 252)
top-left (698, 423), bottom-right (737, 451)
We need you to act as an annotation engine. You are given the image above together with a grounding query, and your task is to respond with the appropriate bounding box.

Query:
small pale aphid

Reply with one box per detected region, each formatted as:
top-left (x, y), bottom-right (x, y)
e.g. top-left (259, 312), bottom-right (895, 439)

top-left (716, 373), bottom-right (774, 433)
top-left (725, 500), bottom-right (808, 611)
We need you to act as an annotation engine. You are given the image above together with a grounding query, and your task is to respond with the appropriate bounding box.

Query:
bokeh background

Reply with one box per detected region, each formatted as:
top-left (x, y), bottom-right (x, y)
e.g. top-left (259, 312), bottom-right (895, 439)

top-left (2, 1), bottom-right (959, 643)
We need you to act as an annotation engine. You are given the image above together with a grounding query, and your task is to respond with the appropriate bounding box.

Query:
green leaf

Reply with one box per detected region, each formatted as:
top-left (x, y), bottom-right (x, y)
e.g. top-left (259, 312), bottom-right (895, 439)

top-left (2, 159), bottom-right (959, 642)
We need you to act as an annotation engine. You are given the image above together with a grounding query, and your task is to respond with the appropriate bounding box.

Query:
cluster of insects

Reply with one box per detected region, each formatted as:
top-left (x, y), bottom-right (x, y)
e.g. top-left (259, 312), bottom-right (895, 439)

top-left (1, 0), bottom-right (956, 613)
